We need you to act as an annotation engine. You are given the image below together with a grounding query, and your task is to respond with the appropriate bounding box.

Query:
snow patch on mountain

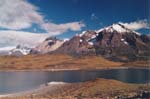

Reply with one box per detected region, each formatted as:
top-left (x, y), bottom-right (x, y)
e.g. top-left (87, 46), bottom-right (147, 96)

top-left (88, 42), bottom-right (94, 45)
top-left (31, 37), bottom-right (64, 54)
top-left (79, 31), bottom-right (87, 37)
top-left (96, 24), bottom-right (129, 33)
top-left (80, 39), bottom-right (83, 42)
top-left (63, 38), bottom-right (70, 42)
top-left (10, 45), bottom-right (31, 55)
top-left (121, 39), bottom-right (128, 45)
top-left (76, 23), bottom-right (142, 48)
top-left (124, 41), bottom-right (128, 45)
top-left (96, 23), bottom-right (141, 36)
top-left (112, 24), bottom-right (128, 32)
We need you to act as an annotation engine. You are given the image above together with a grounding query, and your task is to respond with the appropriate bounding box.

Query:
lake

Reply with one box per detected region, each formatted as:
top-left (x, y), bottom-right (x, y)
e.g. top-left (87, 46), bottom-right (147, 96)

top-left (0, 68), bottom-right (149, 94)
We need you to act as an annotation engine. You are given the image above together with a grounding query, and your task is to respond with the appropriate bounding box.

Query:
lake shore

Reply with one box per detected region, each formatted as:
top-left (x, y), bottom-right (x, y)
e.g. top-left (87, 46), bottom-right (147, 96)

top-left (0, 66), bottom-right (149, 72)
top-left (0, 82), bottom-right (68, 98)
top-left (0, 78), bottom-right (149, 99)
top-left (0, 54), bottom-right (149, 99)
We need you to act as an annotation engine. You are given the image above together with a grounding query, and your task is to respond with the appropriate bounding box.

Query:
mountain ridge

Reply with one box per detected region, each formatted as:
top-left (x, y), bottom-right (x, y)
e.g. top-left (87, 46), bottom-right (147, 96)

top-left (1, 23), bottom-right (149, 61)
top-left (51, 23), bottom-right (150, 61)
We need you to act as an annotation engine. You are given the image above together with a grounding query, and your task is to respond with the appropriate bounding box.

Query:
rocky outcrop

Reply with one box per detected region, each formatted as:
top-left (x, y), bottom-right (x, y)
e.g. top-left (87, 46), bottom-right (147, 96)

top-left (30, 37), bottom-right (64, 54)
top-left (94, 24), bottom-right (150, 61)
top-left (54, 24), bottom-right (150, 61)
top-left (54, 31), bottom-right (96, 56)
top-left (9, 45), bottom-right (31, 56)
top-left (30, 23), bottom-right (150, 61)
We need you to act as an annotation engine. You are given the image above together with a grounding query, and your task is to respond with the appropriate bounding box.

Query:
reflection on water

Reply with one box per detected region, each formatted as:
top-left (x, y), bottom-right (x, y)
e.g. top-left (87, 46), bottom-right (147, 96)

top-left (0, 68), bottom-right (149, 94)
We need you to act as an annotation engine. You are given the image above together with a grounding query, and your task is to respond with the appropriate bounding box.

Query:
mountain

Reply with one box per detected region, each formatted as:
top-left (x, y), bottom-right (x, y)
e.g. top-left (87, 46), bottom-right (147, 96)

top-left (29, 23), bottom-right (149, 61)
top-left (0, 23), bottom-right (149, 61)
top-left (53, 30), bottom-right (97, 55)
top-left (94, 23), bottom-right (150, 61)
top-left (30, 37), bottom-right (64, 54)
top-left (54, 23), bottom-right (150, 61)
top-left (9, 45), bottom-right (31, 56)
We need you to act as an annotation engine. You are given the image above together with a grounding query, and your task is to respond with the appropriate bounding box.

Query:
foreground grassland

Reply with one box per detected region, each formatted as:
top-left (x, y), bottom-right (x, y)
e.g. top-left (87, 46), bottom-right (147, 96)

top-left (1, 78), bottom-right (149, 99)
top-left (0, 54), bottom-right (149, 71)
top-left (0, 55), bottom-right (149, 99)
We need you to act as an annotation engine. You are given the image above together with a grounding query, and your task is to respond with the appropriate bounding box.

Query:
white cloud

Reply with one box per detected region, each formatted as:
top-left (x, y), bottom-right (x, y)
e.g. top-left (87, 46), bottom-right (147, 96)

top-left (0, 30), bottom-right (48, 47)
top-left (0, 0), bottom-right (43, 30)
top-left (0, 46), bottom-right (16, 51)
top-left (42, 22), bottom-right (85, 35)
top-left (0, 0), bottom-right (85, 47)
top-left (0, 0), bottom-right (85, 32)
top-left (120, 20), bottom-right (150, 30)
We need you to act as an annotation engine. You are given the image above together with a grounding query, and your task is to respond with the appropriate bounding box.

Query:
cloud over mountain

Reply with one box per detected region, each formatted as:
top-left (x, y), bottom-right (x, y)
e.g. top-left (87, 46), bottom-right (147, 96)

top-left (0, 0), bottom-right (148, 48)
top-left (0, 30), bottom-right (48, 47)
top-left (120, 20), bottom-right (150, 31)
top-left (0, 0), bottom-right (85, 47)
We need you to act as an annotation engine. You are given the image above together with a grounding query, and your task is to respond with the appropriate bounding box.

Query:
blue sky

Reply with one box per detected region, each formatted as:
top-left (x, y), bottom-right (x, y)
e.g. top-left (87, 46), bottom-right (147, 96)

top-left (0, 0), bottom-right (149, 48)
top-left (29, 0), bottom-right (149, 38)
top-left (30, 0), bottom-right (148, 25)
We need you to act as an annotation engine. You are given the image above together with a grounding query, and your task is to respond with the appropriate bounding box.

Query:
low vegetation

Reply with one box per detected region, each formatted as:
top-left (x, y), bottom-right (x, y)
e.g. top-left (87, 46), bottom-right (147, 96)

top-left (0, 54), bottom-right (149, 71)
top-left (0, 54), bottom-right (149, 99)
top-left (0, 54), bottom-right (123, 71)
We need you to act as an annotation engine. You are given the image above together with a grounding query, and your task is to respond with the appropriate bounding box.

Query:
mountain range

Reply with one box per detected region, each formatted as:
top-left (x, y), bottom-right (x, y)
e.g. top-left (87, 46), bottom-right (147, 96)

top-left (1, 23), bottom-right (150, 61)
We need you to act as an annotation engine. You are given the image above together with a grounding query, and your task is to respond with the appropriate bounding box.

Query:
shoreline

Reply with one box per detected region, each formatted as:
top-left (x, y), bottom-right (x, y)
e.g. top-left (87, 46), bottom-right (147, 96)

top-left (0, 67), bottom-right (149, 98)
top-left (0, 78), bottom-right (149, 99)
top-left (0, 82), bottom-right (68, 98)
top-left (0, 66), bottom-right (149, 72)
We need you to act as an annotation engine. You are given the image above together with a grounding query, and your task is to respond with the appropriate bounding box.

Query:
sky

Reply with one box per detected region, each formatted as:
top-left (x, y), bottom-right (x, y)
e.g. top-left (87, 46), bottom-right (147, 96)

top-left (0, 0), bottom-right (149, 48)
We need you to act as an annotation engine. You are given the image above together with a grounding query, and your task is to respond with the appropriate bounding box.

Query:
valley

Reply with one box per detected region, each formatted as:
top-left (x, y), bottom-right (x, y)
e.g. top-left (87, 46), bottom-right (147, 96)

top-left (0, 0), bottom-right (149, 99)
top-left (0, 23), bottom-right (149, 99)
top-left (0, 54), bottom-right (149, 71)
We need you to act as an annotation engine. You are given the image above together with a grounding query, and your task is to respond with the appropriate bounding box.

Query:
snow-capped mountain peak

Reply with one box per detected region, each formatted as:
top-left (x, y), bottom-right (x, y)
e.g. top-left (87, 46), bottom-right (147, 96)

top-left (111, 23), bottom-right (128, 32)
top-left (96, 23), bottom-right (141, 35)
top-left (97, 23), bottom-right (128, 33)
top-left (73, 23), bottom-right (144, 50)
top-left (10, 45), bottom-right (31, 55)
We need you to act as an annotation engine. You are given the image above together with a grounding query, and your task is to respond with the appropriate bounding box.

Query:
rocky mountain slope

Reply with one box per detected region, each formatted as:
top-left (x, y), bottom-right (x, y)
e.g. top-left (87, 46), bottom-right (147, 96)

top-left (53, 30), bottom-right (96, 55)
top-left (53, 23), bottom-right (150, 61)
top-left (9, 45), bottom-right (31, 56)
top-left (30, 37), bottom-right (64, 54)
top-left (94, 23), bottom-right (150, 61)
top-left (29, 23), bottom-right (150, 61)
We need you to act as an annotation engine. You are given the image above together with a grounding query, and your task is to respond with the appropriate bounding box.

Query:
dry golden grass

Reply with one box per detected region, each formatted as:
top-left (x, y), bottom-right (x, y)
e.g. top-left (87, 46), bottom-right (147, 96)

top-left (123, 60), bottom-right (150, 68)
top-left (64, 78), bottom-right (149, 98)
top-left (0, 54), bottom-right (123, 71)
